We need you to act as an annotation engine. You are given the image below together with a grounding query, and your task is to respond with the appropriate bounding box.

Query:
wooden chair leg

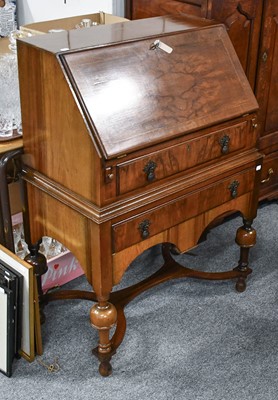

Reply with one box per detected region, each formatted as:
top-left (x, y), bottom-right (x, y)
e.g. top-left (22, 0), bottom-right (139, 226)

top-left (24, 239), bottom-right (48, 323)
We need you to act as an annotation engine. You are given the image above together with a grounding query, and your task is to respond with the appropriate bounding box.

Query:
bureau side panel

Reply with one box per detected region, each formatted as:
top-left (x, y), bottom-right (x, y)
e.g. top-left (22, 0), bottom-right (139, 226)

top-left (17, 42), bottom-right (102, 205)
top-left (25, 183), bottom-right (93, 283)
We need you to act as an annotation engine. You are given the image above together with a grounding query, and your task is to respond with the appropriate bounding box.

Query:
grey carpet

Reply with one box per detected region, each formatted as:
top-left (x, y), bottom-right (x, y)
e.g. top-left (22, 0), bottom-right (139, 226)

top-left (1, 202), bottom-right (278, 400)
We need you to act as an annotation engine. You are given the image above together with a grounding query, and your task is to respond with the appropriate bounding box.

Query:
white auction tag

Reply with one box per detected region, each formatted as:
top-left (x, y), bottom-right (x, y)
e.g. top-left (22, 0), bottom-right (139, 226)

top-left (157, 40), bottom-right (173, 54)
top-left (151, 40), bottom-right (173, 54)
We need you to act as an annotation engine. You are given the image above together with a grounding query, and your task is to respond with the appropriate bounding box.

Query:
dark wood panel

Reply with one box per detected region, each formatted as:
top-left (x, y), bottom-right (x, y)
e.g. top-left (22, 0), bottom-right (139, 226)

top-left (265, 19), bottom-right (278, 133)
top-left (259, 152), bottom-right (278, 200)
top-left (128, 0), bottom-right (262, 89)
top-left (207, 0), bottom-right (262, 88)
top-left (129, 0), bottom-right (207, 20)
top-left (255, 1), bottom-right (278, 139)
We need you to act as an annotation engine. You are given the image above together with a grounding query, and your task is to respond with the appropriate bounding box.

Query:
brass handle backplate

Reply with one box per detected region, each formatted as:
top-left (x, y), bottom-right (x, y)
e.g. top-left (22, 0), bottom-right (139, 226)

top-left (261, 168), bottom-right (274, 184)
top-left (219, 135), bottom-right (230, 154)
top-left (138, 219), bottom-right (151, 239)
top-left (143, 160), bottom-right (157, 182)
top-left (228, 180), bottom-right (240, 199)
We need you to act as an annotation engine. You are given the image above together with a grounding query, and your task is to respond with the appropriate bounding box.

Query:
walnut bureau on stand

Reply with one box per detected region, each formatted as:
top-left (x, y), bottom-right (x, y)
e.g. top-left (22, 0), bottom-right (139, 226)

top-left (17, 15), bottom-right (263, 376)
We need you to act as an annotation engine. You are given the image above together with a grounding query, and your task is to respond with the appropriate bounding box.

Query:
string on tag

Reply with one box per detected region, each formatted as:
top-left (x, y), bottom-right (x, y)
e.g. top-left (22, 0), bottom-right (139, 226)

top-left (37, 357), bottom-right (60, 373)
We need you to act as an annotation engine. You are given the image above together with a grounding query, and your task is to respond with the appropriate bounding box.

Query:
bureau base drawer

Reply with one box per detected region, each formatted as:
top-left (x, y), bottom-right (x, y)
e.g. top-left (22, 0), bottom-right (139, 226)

top-left (112, 192), bottom-right (252, 285)
top-left (112, 167), bottom-right (257, 252)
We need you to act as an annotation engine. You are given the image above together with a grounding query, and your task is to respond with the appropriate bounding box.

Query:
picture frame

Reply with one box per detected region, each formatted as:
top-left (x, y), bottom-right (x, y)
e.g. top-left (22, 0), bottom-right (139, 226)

top-left (0, 244), bottom-right (41, 362)
top-left (0, 284), bottom-right (15, 377)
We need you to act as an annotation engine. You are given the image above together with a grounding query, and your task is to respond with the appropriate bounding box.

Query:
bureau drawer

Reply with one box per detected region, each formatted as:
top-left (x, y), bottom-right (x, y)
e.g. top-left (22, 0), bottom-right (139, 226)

top-left (259, 152), bottom-right (278, 198)
top-left (116, 121), bottom-right (256, 195)
top-left (112, 167), bottom-right (256, 252)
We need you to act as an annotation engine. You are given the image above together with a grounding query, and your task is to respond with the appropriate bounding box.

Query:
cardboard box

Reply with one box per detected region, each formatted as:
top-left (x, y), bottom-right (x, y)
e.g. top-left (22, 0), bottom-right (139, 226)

top-left (41, 250), bottom-right (84, 293)
top-left (21, 12), bottom-right (128, 35)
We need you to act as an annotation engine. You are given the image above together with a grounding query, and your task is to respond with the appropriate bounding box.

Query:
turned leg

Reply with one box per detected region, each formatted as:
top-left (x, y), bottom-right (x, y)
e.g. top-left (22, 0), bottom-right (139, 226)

top-left (90, 300), bottom-right (117, 377)
top-left (234, 219), bottom-right (256, 292)
top-left (24, 239), bottom-right (48, 323)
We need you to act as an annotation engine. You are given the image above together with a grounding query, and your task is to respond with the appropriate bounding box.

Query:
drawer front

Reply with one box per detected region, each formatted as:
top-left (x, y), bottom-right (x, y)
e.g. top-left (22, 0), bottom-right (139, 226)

top-left (117, 120), bottom-right (255, 195)
top-left (259, 152), bottom-right (278, 198)
top-left (112, 167), bottom-right (256, 252)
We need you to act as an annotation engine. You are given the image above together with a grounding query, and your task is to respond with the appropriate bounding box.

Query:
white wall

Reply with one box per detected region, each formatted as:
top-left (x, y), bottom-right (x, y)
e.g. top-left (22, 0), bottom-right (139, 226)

top-left (16, 0), bottom-right (114, 26)
top-left (113, 0), bottom-right (124, 17)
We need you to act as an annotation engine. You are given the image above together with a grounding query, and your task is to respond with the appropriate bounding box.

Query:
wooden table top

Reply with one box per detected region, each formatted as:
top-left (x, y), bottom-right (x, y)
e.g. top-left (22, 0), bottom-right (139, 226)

top-left (0, 37), bottom-right (11, 54)
top-left (0, 138), bottom-right (23, 155)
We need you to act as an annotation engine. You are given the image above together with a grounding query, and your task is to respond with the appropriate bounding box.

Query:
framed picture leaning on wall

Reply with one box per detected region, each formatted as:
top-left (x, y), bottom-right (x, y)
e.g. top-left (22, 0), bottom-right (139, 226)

top-left (0, 244), bottom-right (41, 376)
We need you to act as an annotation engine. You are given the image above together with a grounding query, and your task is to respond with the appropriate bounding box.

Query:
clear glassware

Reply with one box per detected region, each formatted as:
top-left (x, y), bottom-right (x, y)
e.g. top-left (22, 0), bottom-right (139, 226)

top-left (0, 52), bottom-right (22, 136)
top-left (40, 236), bottom-right (65, 259)
top-left (13, 222), bottom-right (29, 259)
top-left (8, 29), bottom-right (32, 53)
top-left (0, 0), bottom-right (16, 37)
top-left (47, 239), bottom-right (62, 258)
top-left (0, 115), bottom-right (13, 137)
top-left (75, 19), bottom-right (98, 29)
top-left (40, 236), bottom-right (52, 258)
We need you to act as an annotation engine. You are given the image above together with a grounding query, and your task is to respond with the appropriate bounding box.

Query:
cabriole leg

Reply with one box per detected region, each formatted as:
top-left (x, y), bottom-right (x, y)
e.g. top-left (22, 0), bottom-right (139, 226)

top-left (24, 239), bottom-right (48, 323)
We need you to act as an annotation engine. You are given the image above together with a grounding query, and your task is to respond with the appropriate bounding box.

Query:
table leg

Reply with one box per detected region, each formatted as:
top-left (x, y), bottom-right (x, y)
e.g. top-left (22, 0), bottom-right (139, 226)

top-left (0, 148), bottom-right (23, 251)
top-left (234, 218), bottom-right (256, 292)
top-left (90, 300), bottom-right (117, 376)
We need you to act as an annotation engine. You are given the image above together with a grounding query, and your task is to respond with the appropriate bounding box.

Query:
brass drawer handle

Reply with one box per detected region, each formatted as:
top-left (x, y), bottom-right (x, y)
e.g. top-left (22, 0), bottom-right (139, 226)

top-left (228, 180), bottom-right (240, 199)
top-left (219, 134), bottom-right (230, 154)
top-left (261, 168), bottom-right (274, 184)
top-left (138, 219), bottom-right (151, 239)
top-left (143, 160), bottom-right (157, 182)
